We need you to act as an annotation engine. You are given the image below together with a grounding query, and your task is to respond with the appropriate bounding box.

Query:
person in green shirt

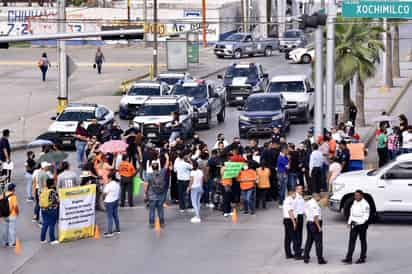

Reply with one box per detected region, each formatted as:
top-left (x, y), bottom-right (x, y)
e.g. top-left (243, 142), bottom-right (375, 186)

top-left (377, 128), bottom-right (388, 167)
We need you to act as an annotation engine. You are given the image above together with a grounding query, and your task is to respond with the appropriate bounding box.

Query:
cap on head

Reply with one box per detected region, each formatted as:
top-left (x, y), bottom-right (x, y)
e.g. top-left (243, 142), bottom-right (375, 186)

top-left (41, 161), bottom-right (51, 168)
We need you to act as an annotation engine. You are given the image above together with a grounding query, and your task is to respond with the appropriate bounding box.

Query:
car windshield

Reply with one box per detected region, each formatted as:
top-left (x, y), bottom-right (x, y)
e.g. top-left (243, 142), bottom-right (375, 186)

top-left (159, 77), bottom-right (181, 86)
top-left (367, 159), bottom-right (395, 176)
top-left (141, 104), bottom-right (178, 116)
top-left (128, 86), bottom-right (160, 96)
top-left (283, 31), bottom-right (299, 38)
top-left (224, 33), bottom-right (245, 42)
top-left (269, 81), bottom-right (304, 93)
top-left (173, 85), bottom-right (207, 99)
top-left (57, 111), bottom-right (95, 122)
top-left (225, 66), bottom-right (258, 79)
top-left (246, 97), bottom-right (281, 112)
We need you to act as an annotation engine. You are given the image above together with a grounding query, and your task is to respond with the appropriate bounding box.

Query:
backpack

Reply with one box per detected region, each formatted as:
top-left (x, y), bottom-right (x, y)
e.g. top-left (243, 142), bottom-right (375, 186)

top-left (149, 172), bottom-right (164, 194)
top-left (0, 193), bottom-right (12, 217)
top-left (39, 189), bottom-right (53, 209)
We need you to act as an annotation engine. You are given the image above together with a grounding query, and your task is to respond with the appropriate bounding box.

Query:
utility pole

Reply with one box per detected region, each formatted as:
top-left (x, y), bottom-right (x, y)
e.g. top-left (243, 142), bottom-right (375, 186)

top-left (383, 18), bottom-right (393, 88)
top-left (153, 0), bottom-right (158, 78)
top-left (202, 0), bottom-right (207, 48)
top-left (57, 0), bottom-right (67, 114)
top-left (277, 0), bottom-right (286, 38)
top-left (245, 0), bottom-right (249, 32)
top-left (240, 0), bottom-right (246, 31)
top-left (127, 0), bottom-right (131, 22)
top-left (325, 0), bottom-right (336, 129)
top-left (143, 0), bottom-right (148, 47)
top-left (314, 26), bottom-right (324, 138)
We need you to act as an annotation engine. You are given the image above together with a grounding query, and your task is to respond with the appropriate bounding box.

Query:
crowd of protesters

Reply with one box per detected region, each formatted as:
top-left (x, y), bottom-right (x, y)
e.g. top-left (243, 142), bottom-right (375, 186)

top-left (3, 109), bottom-right (412, 247)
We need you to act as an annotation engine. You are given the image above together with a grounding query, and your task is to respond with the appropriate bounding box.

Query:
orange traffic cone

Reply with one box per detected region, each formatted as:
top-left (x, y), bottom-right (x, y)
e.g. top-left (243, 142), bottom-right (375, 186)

top-left (154, 217), bottom-right (161, 232)
top-left (14, 238), bottom-right (21, 255)
top-left (232, 208), bottom-right (238, 223)
top-left (94, 225), bottom-right (100, 240)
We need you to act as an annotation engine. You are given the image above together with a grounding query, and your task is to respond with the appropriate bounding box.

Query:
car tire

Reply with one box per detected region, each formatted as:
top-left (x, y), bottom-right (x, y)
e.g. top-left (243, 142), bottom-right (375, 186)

top-left (264, 47), bottom-right (273, 57)
top-left (217, 107), bottom-right (226, 123)
top-left (239, 130), bottom-right (247, 139)
top-left (234, 49), bottom-right (242, 59)
top-left (301, 54), bottom-right (312, 64)
top-left (302, 107), bottom-right (310, 123)
top-left (343, 197), bottom-right (354, 220)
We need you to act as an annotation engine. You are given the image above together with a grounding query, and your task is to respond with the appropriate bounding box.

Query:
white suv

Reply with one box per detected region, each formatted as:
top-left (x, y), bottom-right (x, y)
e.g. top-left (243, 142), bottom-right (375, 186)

top-left (266, 75), bottom-right (314, 122)
top-left (329, 153), bottom-right (412, 221)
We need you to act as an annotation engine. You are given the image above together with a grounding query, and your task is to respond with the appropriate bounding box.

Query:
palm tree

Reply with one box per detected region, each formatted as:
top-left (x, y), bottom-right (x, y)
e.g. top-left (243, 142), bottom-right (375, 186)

top-left (334, 17), bottom-right (384, 126)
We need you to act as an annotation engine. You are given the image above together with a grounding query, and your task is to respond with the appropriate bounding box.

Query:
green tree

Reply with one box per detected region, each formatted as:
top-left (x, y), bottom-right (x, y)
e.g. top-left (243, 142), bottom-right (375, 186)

top-left (334, 17), bottom-right (384, 126)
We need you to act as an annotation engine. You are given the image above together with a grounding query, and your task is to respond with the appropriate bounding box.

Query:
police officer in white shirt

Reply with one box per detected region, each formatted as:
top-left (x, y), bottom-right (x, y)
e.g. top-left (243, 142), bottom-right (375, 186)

top-left (294, 185), bottom-right (305, 257)
top-left (283, 190), bottom-right (300, 259)
top-left (303, 193), bottom-right (327, 264)
top-left (342, 190), bottom-right (370, 264)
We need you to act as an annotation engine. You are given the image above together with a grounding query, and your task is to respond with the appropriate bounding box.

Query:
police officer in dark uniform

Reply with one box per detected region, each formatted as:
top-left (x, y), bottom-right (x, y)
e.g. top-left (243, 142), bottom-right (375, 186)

top-left (303, 192), bottom-right (327, 264)
top-left (337, 140), bottom-right (351, 173)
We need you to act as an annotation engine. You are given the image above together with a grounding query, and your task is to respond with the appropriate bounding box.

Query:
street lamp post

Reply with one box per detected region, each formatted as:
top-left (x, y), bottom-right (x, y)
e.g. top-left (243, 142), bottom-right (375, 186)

top-left (314, 26), bottom-right (324, 138)
top-left (325, 0), bottom-right (336, 129)
top-left (153, 0), bottom-right (158, 78)
top-left (202, 0), bottom-right (207, 48)
top-left (57, 0), bottom-right (67, 114)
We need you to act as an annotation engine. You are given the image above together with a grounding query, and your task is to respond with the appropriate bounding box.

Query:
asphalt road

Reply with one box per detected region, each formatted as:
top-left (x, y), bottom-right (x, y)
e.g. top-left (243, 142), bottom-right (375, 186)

top-left (3, 41), bottom-right (412, 274)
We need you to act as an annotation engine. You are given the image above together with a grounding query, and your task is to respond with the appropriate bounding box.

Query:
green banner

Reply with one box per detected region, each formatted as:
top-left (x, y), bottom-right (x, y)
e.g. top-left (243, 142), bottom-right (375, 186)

top-left (342, 0), bottom-right (412, 18)
top-left (223, 162), bottom-right (244, 179)
top-left (187, 42), bottom-right (199, 63)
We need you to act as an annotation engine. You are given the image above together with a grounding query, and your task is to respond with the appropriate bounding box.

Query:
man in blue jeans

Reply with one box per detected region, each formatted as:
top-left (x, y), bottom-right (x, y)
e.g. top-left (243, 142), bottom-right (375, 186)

top-left (277, 147), bottom-right (289, 208)
top-left (40, 179), bottom-right (59, 245)
top-left (287, 143), bottom-right (299, 191)
top-left (145, 162), bottom-right (168, 228)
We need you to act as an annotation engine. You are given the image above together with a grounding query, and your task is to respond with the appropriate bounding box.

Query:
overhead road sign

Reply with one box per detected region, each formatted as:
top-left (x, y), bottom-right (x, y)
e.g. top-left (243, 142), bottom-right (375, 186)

top-left (342, 0), bottom-right (412, 18)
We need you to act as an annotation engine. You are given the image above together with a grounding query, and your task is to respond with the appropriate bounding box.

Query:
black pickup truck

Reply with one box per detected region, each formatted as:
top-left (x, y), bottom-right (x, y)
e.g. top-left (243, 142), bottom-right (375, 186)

top-left (171, 79), bottom-right (226, 128)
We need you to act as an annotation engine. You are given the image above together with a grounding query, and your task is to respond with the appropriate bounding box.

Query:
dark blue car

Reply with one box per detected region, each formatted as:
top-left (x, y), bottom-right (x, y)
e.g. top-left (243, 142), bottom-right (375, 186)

top-left (238, 93), bottom-right (290, 139)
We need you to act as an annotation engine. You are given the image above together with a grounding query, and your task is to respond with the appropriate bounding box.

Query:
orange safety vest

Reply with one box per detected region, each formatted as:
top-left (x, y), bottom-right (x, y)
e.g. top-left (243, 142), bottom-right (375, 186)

top-left (237, 169), bottom-right (257, 190)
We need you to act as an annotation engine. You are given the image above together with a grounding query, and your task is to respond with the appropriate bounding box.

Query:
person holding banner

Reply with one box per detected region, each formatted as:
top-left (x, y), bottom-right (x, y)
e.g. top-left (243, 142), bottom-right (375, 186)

top-left (237, 162), bottom-right (257, 215)
top-left (40, 179), bottom-right (59, 245)
top-left (220, 162), bottom-right (233, 217)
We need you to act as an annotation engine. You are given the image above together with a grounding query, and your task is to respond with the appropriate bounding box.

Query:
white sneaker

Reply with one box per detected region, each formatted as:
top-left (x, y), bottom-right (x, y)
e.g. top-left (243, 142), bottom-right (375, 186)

top-left (50, 240), bottom-right (59, 245)
top-left (207, 203), bottom-right (215, 209)
top-left (278, 205), bottom-right (283, 209)
top-left (40, 240), bottom-right (47, 244)
top-left (223, 213), bottom-right (230, 217)
top-left (179, 209), bottom-right (185, 213)
top-left (187, 208), bottom-right (195, 213)
top-left (190, 217), bottom-right (201, 223)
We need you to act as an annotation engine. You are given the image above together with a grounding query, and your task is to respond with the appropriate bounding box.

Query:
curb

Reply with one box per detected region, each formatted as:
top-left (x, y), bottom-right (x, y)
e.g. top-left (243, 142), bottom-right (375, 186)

top-left (363, 74), bottom-right (412, 149)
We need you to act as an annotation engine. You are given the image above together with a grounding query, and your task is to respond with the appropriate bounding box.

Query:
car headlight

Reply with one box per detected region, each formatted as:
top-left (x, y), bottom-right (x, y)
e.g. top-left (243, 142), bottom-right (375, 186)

top-left (120, 101), bottom-right (127, 108)
top-left (272, 114), bottom-right (283, 120)
top-left (297, 101), bottom-right (308, 107)
top-left (198, 104), bottom-right (208, 113)
top-left (332, 182), bottom-right (345, 193)
top-left (239, 115), bottom-right (250, 122)
top-left (225, 44), bottom-right (233, 50)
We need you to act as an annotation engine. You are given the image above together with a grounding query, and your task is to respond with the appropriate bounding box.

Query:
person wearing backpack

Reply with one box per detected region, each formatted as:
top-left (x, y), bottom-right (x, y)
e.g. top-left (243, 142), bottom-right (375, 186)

top-left (144, 161), bottom-right (167, 228)
top-left (1, 183), bottom-right (19, 248)
top-left (40, 179), bottom-right (59, 245)
top-left (38, 52), bottom-right (51, 82)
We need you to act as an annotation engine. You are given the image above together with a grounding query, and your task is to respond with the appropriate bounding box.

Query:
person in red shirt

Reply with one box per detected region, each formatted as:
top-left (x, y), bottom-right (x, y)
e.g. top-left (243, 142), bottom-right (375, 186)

top-left (237, 162), bottom-right (257, 214)
top-left (118, 155), bottom-right (137, 207)
top-left (229, 148), bottom-right (245, 208)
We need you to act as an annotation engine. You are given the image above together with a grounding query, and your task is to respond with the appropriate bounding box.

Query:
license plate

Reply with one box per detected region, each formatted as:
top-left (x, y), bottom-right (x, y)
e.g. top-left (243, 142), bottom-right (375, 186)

top-left (147, 133), bottom-right (157, 138)
top-left (198, 118), bottom-right (207, 123)
top-left (236, 96), bottom-right (243, 101)
top-left (62, 140), bottom-right (71, 145)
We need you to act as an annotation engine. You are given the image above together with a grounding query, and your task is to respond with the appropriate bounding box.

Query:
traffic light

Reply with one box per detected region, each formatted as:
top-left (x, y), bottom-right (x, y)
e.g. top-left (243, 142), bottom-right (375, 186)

top-left (0, 42), bottom-right (9, 49)
top-left (101, 25), bottom-right (144, 40)
top-left (300, 12), bottom-right (327, 29)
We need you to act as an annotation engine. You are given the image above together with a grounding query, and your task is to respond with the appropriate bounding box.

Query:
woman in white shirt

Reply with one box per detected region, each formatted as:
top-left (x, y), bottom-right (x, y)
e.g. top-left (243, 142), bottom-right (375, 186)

top-left (188, 161), bottom-right (204, 223)
top-left (103, 173), bottom-right (121, 237)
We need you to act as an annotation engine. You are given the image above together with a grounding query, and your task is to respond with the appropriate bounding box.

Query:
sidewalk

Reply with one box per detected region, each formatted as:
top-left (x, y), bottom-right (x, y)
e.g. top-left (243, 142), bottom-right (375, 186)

top-left (0, 46), bottom-right (230, 149)
top-left (358, 61), bottom-right (412, 149)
